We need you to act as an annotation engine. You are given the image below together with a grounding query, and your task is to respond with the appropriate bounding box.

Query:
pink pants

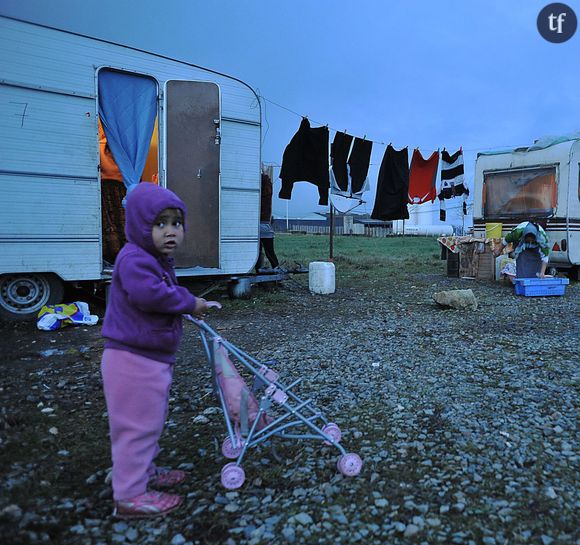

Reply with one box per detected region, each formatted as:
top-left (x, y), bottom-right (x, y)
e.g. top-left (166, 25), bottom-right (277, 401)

top-left (101, 348), bottom-right (173, 501)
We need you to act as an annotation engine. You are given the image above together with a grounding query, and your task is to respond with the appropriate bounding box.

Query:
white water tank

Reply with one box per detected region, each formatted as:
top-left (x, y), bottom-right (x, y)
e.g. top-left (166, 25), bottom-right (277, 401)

top-left (309, 261), bottom-right (335, 294)
top-left (403, 224), bottom-right (454, 236)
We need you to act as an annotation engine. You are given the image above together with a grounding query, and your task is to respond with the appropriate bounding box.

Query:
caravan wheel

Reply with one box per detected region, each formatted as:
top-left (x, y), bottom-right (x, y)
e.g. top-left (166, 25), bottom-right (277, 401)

top-left (0, 273), bottom-right (64, 321)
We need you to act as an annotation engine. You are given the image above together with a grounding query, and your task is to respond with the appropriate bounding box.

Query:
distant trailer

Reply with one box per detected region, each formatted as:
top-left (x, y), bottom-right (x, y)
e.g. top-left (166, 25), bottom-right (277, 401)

top-left (0, 16), bottom-right (262, 319)
top-left (473, 136), bottom-right (580, 277)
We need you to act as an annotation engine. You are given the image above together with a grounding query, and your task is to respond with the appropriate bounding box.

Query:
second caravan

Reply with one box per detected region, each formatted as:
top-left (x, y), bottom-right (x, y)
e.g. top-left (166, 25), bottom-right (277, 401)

top-left (472, 135), bottom-right (580, 277)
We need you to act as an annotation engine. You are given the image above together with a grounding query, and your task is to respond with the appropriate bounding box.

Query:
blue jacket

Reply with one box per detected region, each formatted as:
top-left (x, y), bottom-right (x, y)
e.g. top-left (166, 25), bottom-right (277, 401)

top-left (102, 183), bottom-right (197, 363)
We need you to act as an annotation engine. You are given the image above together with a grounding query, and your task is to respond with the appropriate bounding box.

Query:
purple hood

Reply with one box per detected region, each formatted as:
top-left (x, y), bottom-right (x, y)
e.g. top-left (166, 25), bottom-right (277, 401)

top-left (125, 183), bottom-right (187, 255)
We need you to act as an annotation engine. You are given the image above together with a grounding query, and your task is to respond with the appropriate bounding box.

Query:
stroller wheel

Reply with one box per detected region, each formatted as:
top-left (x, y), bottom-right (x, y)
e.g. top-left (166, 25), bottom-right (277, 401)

top-left (221, 462), bottom-right (246, 489)
top-left (322, 423), bottom-right (342, 445)
top-left (222, 437), bottom-right (243, 459)
top-left (337, 453), bottom-right (363, 477)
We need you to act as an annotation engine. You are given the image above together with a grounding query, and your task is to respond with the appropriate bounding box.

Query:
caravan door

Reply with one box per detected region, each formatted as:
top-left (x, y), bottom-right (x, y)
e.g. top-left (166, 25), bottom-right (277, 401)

top-left (165, 80), bottom-right (220, 268)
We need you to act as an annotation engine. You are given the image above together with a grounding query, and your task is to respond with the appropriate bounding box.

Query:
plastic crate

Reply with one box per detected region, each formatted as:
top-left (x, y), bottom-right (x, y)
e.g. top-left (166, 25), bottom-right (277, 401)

top-left (514, 277), bottom-right (570, 297)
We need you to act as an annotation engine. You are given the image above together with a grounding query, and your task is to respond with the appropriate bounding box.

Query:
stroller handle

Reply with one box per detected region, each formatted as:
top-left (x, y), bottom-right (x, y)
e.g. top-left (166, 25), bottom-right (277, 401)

top-left (184, 314), bottom-right (218, 336)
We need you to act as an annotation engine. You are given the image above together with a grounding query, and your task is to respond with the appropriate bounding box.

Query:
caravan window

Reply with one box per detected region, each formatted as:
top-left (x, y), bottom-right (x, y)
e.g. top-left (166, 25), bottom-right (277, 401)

top-left (482, 166), bottom-right (557, 218)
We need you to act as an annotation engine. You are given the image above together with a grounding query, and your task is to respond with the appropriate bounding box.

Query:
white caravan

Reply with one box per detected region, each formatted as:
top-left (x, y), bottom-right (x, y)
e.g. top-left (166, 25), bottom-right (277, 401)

top-left (473, 136), bottom-right (580, 277)
top-left (0, 16), bottom-right (262, 319)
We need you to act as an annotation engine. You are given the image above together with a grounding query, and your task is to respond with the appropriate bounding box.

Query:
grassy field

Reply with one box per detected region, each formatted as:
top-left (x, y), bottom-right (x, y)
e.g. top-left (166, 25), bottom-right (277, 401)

top-left (275, 233), bottom-right (444, 286)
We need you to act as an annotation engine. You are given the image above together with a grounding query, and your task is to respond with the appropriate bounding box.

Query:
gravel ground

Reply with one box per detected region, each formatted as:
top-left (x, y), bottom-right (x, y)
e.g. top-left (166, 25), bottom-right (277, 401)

top-left (0, 272), bottom-right (578, 545)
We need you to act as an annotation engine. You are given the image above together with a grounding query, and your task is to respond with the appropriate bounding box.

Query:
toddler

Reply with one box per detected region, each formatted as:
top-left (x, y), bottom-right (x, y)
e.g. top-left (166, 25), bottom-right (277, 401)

top-left (101, 182), bottom-right (220, 518)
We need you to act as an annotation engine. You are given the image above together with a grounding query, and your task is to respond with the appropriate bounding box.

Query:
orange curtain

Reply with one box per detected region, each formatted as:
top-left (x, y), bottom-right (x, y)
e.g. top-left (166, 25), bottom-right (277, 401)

top-left (98, 119), bottom-right (123, 182)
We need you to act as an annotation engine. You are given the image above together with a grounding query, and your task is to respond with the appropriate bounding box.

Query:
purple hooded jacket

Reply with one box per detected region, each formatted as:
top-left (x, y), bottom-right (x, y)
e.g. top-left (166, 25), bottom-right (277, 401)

top-left (102, 183), bottom-right (198, 363)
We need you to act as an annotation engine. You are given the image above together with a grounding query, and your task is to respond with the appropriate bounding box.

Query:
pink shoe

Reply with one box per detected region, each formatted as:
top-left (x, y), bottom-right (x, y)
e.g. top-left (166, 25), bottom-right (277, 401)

top-left (114, 490), bottom-right (182, 519)
top-left (149, 467), bottom-right (188, 489)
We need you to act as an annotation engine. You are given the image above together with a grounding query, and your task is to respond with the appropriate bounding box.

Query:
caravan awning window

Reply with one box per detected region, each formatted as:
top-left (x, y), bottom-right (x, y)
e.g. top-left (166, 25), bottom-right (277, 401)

top-left (482, 166), bottom-right (557, 218)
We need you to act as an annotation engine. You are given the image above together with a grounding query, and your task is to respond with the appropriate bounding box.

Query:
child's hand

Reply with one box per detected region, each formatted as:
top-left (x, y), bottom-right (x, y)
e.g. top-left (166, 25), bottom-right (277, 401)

top-left (192, 298), bottom-right (222, 318)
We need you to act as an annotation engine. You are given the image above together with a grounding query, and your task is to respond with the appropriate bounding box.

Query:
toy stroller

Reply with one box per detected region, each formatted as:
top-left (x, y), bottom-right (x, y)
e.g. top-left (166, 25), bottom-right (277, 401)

top-left (185, 316), bottom-right (363, 489)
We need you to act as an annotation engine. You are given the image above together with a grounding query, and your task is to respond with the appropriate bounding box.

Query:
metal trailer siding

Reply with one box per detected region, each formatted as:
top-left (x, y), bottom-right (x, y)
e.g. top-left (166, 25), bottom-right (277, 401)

top-left (0, 17), bottom-right (261, 280)
top-left (473, 141), bottom-right (573, 219)
top-left (567, 140), bottom-right (580, 265)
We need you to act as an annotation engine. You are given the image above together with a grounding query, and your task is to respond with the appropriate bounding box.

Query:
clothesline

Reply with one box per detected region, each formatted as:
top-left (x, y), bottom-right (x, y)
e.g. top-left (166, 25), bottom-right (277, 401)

top-left (262, 171), bottom-right (475, 212)
top-left (259, 95), bottom-right (385, 146)
top-left (258, 94), bottom-right (524, 153)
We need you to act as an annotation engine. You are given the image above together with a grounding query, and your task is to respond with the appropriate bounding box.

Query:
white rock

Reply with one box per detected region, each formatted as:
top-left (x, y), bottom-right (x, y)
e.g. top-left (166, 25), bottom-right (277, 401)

top-left (404, 524), bottom-right (420, 537)
top-left (171, 534), bottom-right (186, 545)
top-left (292, 512), bottom-right (313, 525)
top-left (432, 289), bottom-right (478, 310)
top-left (545, 486), bottom-right (557, 499)
top-left (1, 504), bottom-right (22, 519)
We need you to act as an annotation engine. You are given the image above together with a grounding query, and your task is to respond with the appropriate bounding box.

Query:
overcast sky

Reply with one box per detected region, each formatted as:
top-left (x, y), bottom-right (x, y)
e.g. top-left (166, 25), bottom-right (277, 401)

top-left (2, 0), bottom-right (579, 220)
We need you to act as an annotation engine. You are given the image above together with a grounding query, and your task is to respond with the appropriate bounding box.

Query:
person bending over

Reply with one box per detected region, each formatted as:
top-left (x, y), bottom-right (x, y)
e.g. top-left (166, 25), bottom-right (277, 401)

top-left (494, 221), bottom-right (550, 278)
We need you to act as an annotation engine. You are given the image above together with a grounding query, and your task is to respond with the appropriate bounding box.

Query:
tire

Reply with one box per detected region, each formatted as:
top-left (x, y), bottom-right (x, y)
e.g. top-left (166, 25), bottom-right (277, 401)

top-left (0, 273), bottom-right (64, 321)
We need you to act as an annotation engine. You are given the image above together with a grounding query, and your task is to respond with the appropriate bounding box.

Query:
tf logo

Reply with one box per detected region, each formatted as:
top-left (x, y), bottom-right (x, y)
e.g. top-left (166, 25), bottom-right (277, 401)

top-left (537, 3), bottom-right (577, 42)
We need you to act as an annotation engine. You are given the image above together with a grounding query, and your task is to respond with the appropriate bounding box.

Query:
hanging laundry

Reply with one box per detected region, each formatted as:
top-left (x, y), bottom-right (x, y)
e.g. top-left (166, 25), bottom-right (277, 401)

top-left (279, 118), bottom-right (330, 205)
top-left (438, 148), bottom-right (469, 221)
top-left (408, 149), bottom-right (439, 204)
top-left (330, 131), bottom-right (353, 195)
top-left (348, 138), bottom-right (373, 196)
top-left (371, 144), bottom-right (410, 221)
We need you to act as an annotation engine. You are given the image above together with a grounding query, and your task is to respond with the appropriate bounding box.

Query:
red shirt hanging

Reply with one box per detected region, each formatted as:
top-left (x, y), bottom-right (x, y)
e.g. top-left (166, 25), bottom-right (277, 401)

top-left (408, 149), bottom-right (439, 204)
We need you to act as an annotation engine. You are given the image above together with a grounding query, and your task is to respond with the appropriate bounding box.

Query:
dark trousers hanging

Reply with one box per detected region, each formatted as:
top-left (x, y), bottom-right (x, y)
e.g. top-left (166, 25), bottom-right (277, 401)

top-left (330, 132), bottom-right (353, 192)
top-left (348, 138), bottom-right (373, 194)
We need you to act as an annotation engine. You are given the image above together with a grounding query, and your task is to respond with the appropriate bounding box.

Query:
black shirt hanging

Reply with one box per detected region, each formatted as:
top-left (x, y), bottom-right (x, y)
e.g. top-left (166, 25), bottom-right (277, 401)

top-left (371, 144), bottom-right (410, 221)
top-left (279, 118), bottom-right (330, 206)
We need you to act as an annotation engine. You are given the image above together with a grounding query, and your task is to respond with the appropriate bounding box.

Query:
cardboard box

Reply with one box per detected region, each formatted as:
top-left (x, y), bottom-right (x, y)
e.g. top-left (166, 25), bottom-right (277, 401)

top-left (458, 240), bottom-right (494, 279)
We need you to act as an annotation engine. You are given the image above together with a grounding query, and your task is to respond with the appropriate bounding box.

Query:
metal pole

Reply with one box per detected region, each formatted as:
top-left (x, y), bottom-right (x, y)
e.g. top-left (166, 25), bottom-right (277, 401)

top-left (329, 204), bottom-right (334, 260)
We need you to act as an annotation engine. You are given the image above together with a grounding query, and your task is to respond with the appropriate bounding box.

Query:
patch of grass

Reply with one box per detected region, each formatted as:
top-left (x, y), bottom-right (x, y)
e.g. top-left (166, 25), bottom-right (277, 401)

top-left (277, 233), bottom-right (443, 286)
